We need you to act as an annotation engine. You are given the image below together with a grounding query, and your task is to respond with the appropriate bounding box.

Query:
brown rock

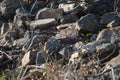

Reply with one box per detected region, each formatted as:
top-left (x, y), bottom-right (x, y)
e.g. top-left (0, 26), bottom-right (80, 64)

top-left (96, 26), bottom-right (120, 41)
top-left (55, 26), bottom-right (79, 43)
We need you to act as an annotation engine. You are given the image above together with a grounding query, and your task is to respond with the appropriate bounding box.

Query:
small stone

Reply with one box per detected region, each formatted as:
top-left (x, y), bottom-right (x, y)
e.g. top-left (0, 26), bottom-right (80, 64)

top-left (59, 3), bottom-right (76, 13)
top-left (59, 45), bottom-right (75, 58)
top-left (21, 51), bottom-right (36, 67)
top-left (13, 38), bottom-right (29, 47)
top-left (76, 14), bottom-right (99, 33)
top-left (60, 14), bottom-right (78, 24)
top-left (35, 52), bottom-right (46, 65)
top-left (55, 26), bottom-right (79, 43)
top-left (56, 23), bottom-right (75, 30)
top-left (28, 18), bottom-right (56, 29)
top-left (35, 8), bottom-right (63, 20)
top-left (44, 38), bottom-right (61, 54)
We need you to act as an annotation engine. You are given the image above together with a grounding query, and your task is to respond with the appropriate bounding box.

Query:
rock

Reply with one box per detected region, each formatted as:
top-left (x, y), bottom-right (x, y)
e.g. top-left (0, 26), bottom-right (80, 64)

top-left (56, 23), bottom-right (75, 30)
top-left (13, 38), bottom-right (29, 48)
top-left (111, 34), bottom-right (120, 44)
top-left (28, 18), bottom-right (56, 29)
top-left (0, 31), bottom-right (19, 45)
top-left (96, 26), bottom-right (120, 41)
top-left (0, 23), bottom-right (13, 35)
top-left (24, 31), bottom-right (40, 39)
top-left (59, 45), bottom-right (75, 58)
top-left (22, 35), bottom-right (47, 51)
top-left (96, 43), bottom-right (118, 63)
top-left (0, 0), bottom-right (21, 18)
top-left (100, 12), bottom-right (120, 27)
top-left (76, 14), bottom-right (99, 33)
top-left (59, 2), bottom-right (76, 13)
top-left (69, 52), bottom-right (79, 64)
top-left (107, 55), bottom-right (120, 67)
top-left (44, 38), bottom-right (62, 54)
top-left (55, 26), bottom-right (79, 43)
top-left (35, 8), bottom-right (63, 20)
top-left (35, 52), bottom-right (46, 65)
top-left (21, 51), bottom-right (36, 67)
top-left (73, 41), bottom-right (85, 52)
top-left (60, 14), bottom-right (78, 24)
top-left (96, 43), bottom-right (114, 53)
top-left (82, 39), bottom-right (108, 53)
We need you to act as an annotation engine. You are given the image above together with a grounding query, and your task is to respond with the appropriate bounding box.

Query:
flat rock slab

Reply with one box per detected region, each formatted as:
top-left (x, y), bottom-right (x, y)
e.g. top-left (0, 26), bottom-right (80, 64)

top-left (29, 18), bottom-right (56, 29)
top-left (35, 8), bottom-right (63, 19)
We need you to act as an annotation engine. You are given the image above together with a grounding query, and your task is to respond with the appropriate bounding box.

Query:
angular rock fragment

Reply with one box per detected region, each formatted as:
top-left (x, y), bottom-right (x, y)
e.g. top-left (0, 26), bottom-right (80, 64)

top-left (35, 8), bottom-right (63, 20)
top-left (107, 55), bottom-right (120, 67)
top-left (22, 35), bottom-right (47, 51)
top-left (0, 0), bottom-right (21, 18)
top-left (101, 12), bottom-right (120, 27)
top-left (96, 26), bottom-right (120, 41)
top-left (59, 2), bottom-right (76, 13)
top-left (28, 18), bottom-right (56, 29)
top-left (35, 52), bottom-right (46, 65)
top-left (82, 39), bottom-right (108, 53)
top-left (44, 38), bottom-right (62, 54)
top-left (76, 14), bottom-right (99, 33)
top-left (55, 26), bottom-right (79, 43)
top-left (21, 51), bottom-right (36, 67)
top-left (60, 14), bottom-right (78, 24)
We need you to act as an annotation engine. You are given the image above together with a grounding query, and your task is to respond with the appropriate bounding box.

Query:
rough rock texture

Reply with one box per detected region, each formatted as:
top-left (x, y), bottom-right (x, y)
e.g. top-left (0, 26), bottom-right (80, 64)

top-left (96, 26), bottom-right (120, 41)
top-left (76, 14), bottom-right (99, 33)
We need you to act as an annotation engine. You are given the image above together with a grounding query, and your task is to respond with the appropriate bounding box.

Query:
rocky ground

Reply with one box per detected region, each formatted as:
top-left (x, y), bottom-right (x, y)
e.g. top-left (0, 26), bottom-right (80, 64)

top-left (0, 0), bottom-right (120, 80)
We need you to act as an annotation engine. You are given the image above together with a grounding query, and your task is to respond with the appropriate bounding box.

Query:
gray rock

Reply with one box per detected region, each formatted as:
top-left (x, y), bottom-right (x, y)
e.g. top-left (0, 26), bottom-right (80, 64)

top-left (22, 35), bottom-right (47, 51)
top-left (0, 0), bottom-right (21, 17)
top-left (0, 22), bottom-right (13, 35)
top-left (59, 45), bottom-right (75, 58)
top-left (73, 41), bottom-right (85, 52)
top-left (28, 18), bottom-right (56, 29)
top-left (35, 52), bottom-right (46, 65)
top-left (13, 38), bottom-right (29, 47)
top-left (24, 31), bottom-right (39, 39)
top-left (101, 12), bottom-right (120, 27)
top-left (76, 14), bottom-right (99, 33)
top-left (60, 14), bottom-right (78, 24)
top-left (55, 26), bottom-right (79, 43)
top-left (35, 8), bottom-right (63, 20)
top-left (44, 38), bottom-right (62, 54)
top-left (82, 39), bottom-right (108, 53)
top-left (111, 34), bottom-right (120, 44)
top-left (96, 26), bottom-right (120, 41)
